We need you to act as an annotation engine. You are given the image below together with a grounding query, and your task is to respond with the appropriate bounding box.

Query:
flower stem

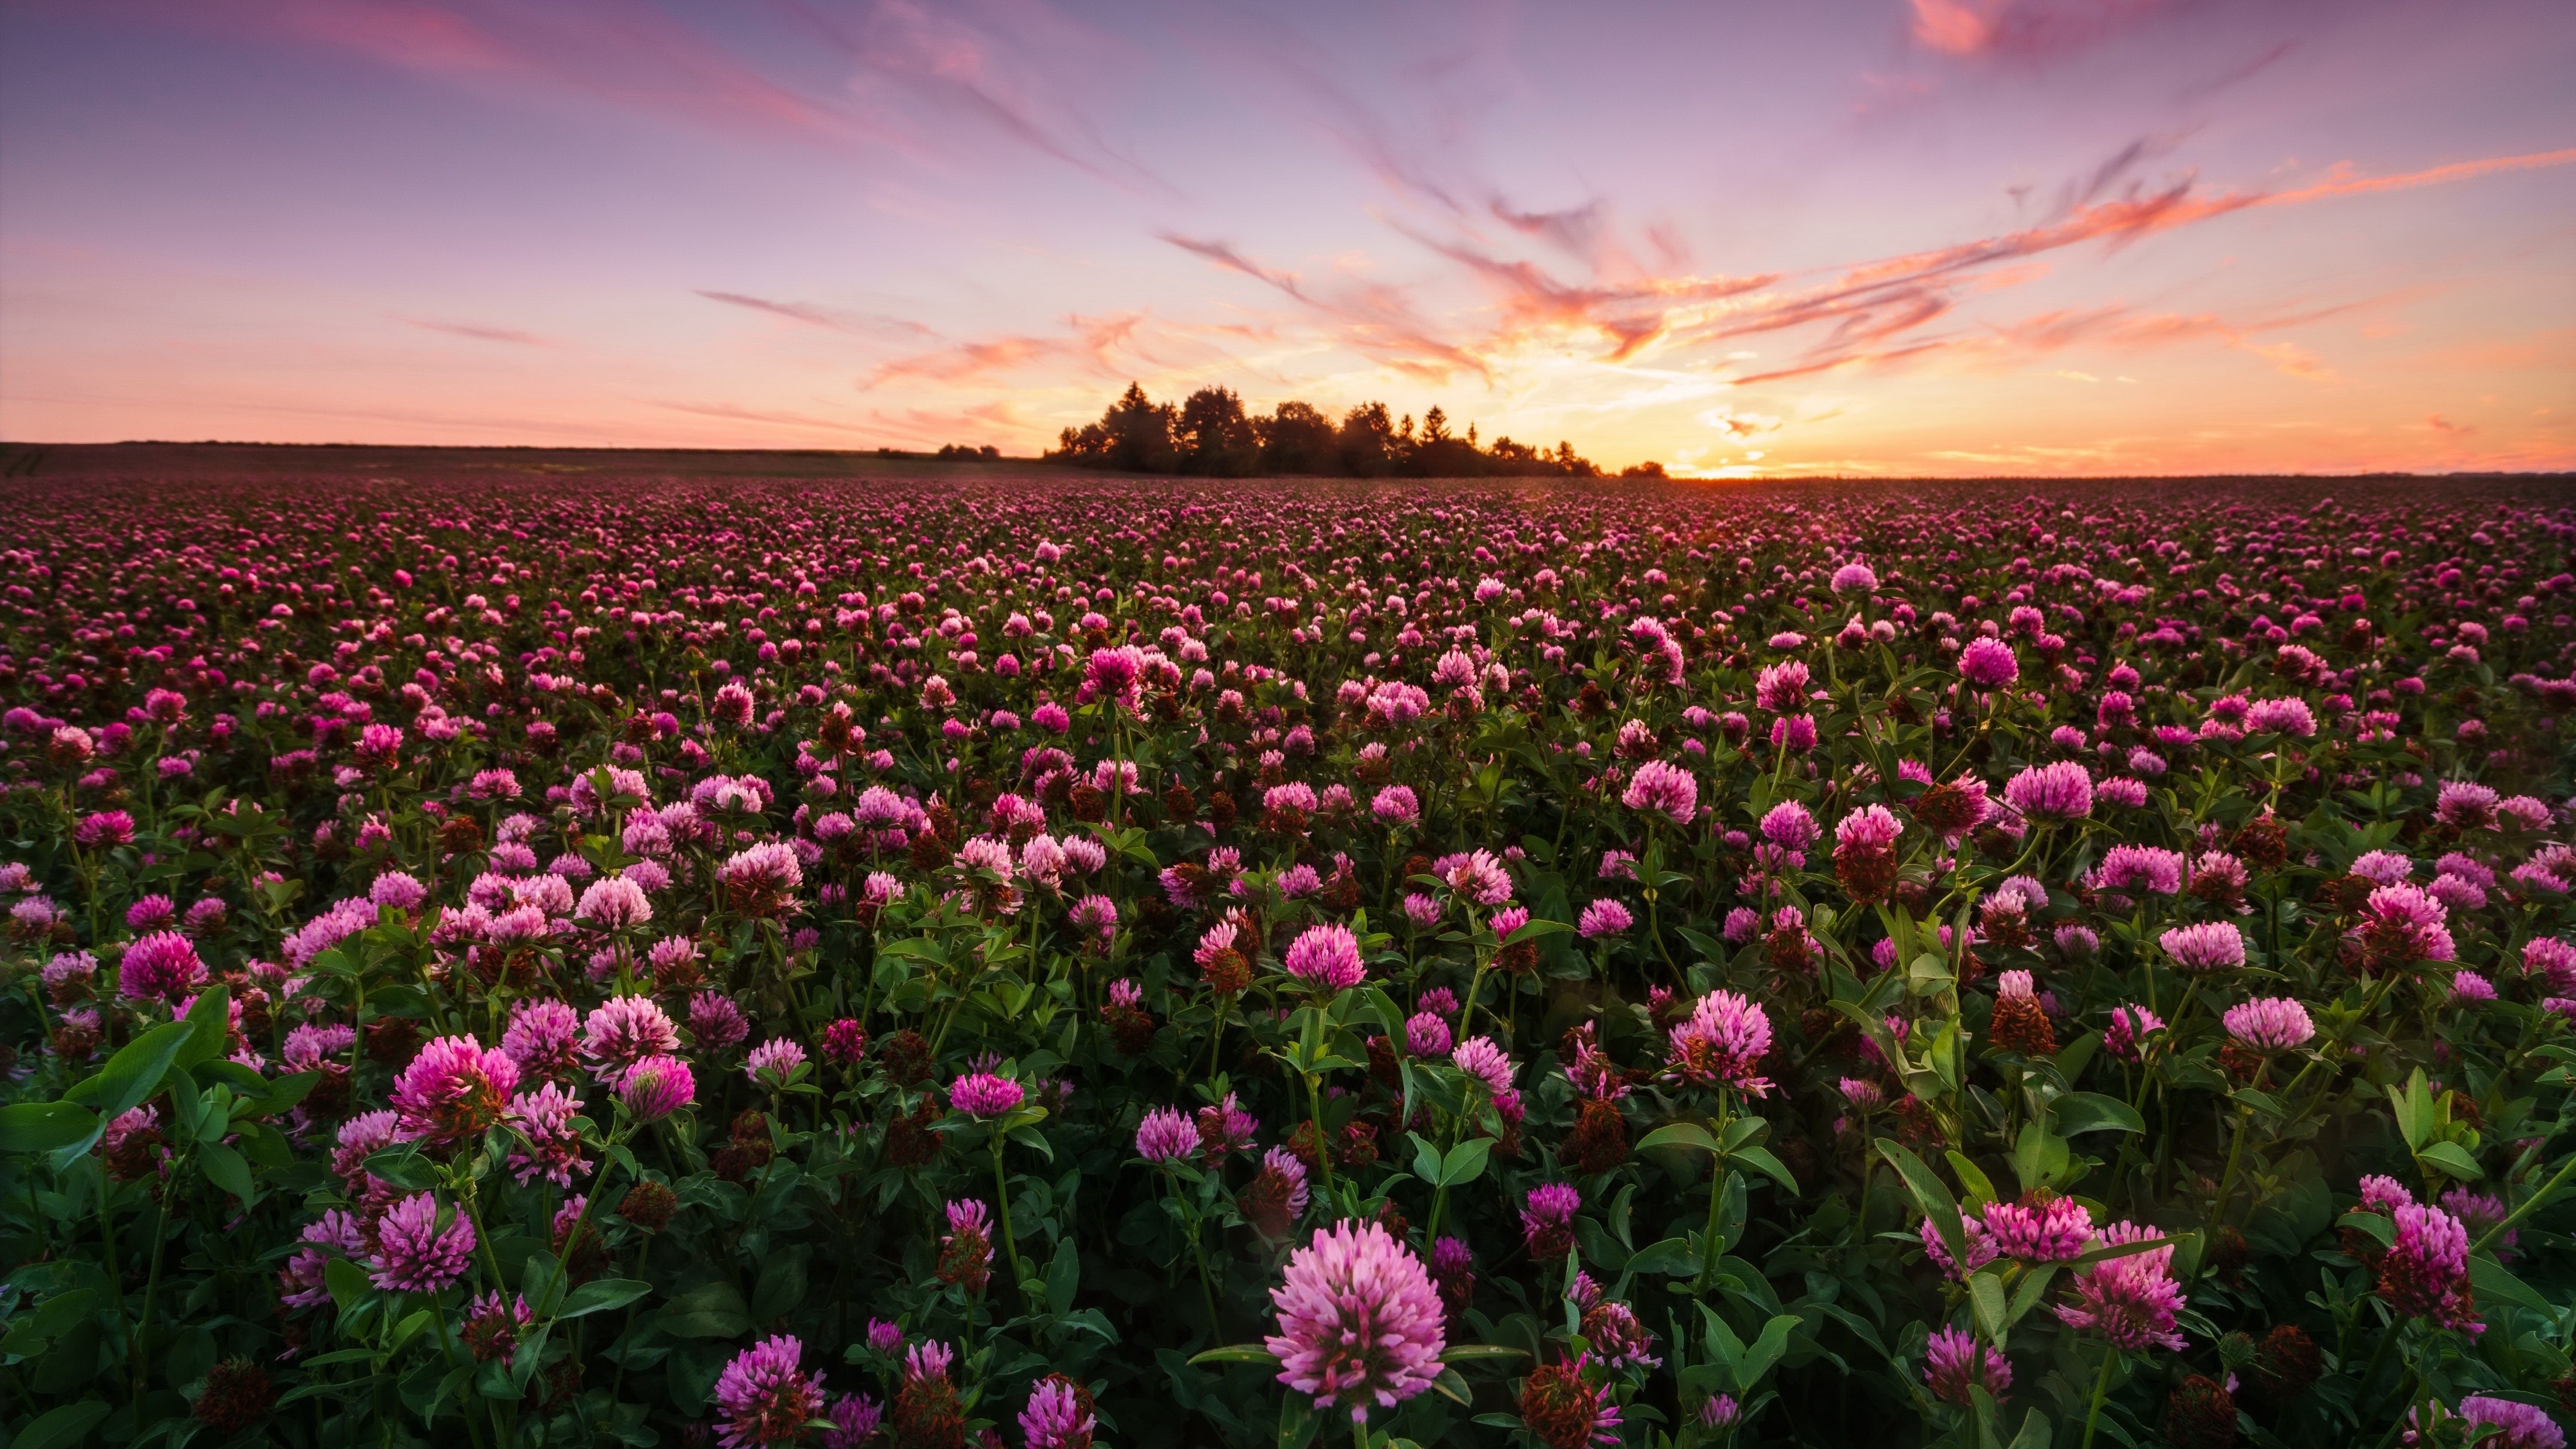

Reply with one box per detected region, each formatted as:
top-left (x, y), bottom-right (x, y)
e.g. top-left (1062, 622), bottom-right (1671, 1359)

top-left (1306, 1071), bottom-right (1338, 1190)
top-left (458, 1173), bottom-right (509, 1297)
top-left (2165, 976), bottom-right (2204, 1039)
top-left (1694, 1093), bottom-right (1735, 1292)
top-left (2208, 1107), bottom-right (2255, 1238)
top-left (97, 1186), bottom-right (133, 1373)
top-left (991, 1134), bottom-right (1028, 1305)
top-left (2078, 1347), bottom-right (2118, 1449)
top-left (1695, 1164), bottom-right (1731, 1293)
top-left (1645, 888), bottom-right (1679, 983)
top-left (1176, 1175), bottom-right (1220, 1331)
top-left (2207, 1060), bottom-right (2270, 1236)
top-left (427, 1292), bottom-right (493, 1449)
top-left (131, 1152), bottom-right (184, 1402)
top-left (1203, 998), bottom-right (1231, 1078)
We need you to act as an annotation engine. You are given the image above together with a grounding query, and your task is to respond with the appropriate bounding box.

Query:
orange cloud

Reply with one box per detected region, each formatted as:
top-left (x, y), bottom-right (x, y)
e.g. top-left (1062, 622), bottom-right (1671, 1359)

top-left (899, 142), bottom-right (2573, 419)
top-left (2259, 148), bottom-right (2576, 206)
top-left (1907, 0), bottom-right (2169, 60)
top-left (863, 313), bottom-right (1146, 387)
top-left (1161, 234), bottom-right (1495, 380)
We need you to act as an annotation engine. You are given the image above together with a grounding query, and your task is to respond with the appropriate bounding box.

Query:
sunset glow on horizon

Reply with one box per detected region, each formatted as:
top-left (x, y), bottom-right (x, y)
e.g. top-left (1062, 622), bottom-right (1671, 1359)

top-left (3, 0), bottom-right (2572, 476)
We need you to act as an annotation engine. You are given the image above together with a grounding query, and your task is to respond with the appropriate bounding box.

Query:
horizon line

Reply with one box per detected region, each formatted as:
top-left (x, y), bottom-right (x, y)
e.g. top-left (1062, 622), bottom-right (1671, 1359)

top-left (1, 439), bottom-right (2569, 484)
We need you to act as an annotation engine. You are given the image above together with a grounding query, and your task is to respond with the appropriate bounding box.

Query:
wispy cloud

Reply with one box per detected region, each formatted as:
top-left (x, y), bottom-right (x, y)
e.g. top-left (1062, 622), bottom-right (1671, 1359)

top-left (199, 0), bottom-right (873, 144)
top-left (1154, 145), bottom-right (2575, 393)
top-left (1159, 233), bottom-right (1494, 380)
top-left (790, 0), bottom-right (1171, 193)
top-left (398, 317), bottom-right (549, 345)
top-left (863, 312), bottom-right (1146, 387)
top-left (2174, 40), bottom-right (2296, 103)
top-left (653, 399), bottom-right (873, 433)
top-left (695, 290), bottom-right (934, 341)
top-left (1907, 0), bottom-right (2172, 61)
top-left (11, 0), bottom-right (2570, 474)
top-left (2259, 147), bottom-right (2576, 205)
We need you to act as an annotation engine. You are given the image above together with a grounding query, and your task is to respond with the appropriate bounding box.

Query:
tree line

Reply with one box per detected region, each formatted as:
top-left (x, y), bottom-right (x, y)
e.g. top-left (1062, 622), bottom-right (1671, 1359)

top-left (1046, 383), bottom-right (1659, 478)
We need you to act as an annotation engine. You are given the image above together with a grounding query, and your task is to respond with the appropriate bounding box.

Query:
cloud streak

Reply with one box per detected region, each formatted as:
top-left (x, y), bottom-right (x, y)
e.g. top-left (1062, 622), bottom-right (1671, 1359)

top-left (399, 317), bottom-right (549, 345)
top-left (787, 0), bottom-right (1172, 193)
top-left (696, 291), bottom-right (935, 341)
top-left (206, 0), bottom-right (873, 144)
top-left (1159, 233), bottom-right (1495, 380)
top-left (862, 312), bottom-right (1147, 387)
top-left (8, 0), bottom-right (2571, 474)
top-left (1123, 144), bottom-right (2576, 399)
top-left (1907, 0), bottom-right (2173, 61)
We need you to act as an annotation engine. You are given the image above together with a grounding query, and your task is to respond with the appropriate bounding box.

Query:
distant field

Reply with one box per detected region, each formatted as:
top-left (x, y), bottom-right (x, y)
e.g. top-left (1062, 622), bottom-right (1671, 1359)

top-left (0, 441), bottom-right (1051, 483)
top-left (1, 440), bottom-right (2567, 502)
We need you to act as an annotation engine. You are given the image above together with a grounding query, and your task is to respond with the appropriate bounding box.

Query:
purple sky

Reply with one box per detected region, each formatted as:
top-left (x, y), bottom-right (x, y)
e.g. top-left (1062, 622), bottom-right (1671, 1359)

top-left (3, 0), bottom-right (2571, 474)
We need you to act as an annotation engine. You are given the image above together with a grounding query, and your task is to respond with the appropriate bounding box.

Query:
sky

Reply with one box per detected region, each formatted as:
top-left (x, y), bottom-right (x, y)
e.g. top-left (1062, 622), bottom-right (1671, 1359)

top-left (2, 0), bottom-right (2572, 476)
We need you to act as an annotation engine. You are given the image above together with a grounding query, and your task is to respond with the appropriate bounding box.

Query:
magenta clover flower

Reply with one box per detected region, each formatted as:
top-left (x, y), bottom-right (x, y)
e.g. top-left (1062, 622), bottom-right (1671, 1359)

top-left (1283, 922), bottom-right (1366, 992)
top-left (1263, 1219), bottom-right (1447, 1423)
top-left (949, 1071), bottom-right (1026, 1118)
top-left (2222, 997), bottom-right (2316, 1053)
top-left (712, 1334), bottom-right (826, 1448)
top-left (1621, 759), bottom-right (1697, 825)
top-left (368, 1191), bottom-right (476, 1293)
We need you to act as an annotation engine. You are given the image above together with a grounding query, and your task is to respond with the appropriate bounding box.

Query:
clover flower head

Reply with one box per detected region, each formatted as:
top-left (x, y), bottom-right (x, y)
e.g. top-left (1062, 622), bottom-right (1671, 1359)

top-left (949, 1071), bottom-right (1025, 1118)
top-left (2223, 997), bottom-right (2315, 1052)
top-left (2159, 920), bottom-right (2247, 973)
top-left (713, 1335), bottom-right (825, 1449)
top-left (390, 1035), bottom-right (521, 1146)
top-left (368, 1191), bottom-right (476, 1293)
top-left (1136, 1107), bottom-right (1196, 1163)
top-left (1621, 759), bottom-right (1697, 825)
top-left (616, 1055), bottom-right (696, 1122)
top-left (1923, 1326), bottom-right (2012, 1406)
top-left (2055, 1221), bottom-right (2184, 1351)
top-left (1665, 989), bottom-right (1772, 1096)
top-left (1263, 1220), bottom-right (1447, 1423)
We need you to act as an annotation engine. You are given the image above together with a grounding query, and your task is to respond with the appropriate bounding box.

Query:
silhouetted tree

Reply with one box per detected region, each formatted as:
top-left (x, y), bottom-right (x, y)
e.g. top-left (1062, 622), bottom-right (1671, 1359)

top-left (1256, 401), bottom-right (1337, 474)
top-left (1177, 386), bottom-right (1262, 476)
top-left (1051, 382), bottom-right (1179, 472)
top-left (1408, 405), bottom-right (1484, 477)
top-left (1048, 382), bottom-right (1610, 478)
top-left (1336, 402), bottom-right (1399, 477)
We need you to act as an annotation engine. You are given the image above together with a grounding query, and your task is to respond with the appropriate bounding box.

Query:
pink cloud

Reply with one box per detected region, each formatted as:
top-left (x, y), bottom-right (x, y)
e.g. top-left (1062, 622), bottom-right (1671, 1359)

top-left (796, 0), bottom-right (1169, 191)
top-left (398, 318), bottom-right (550, 345)
top-left (1907, 0), bottom-right (2171, 60)
top-left (696, 292), bottom-right (934, 341)
top-left (107, 0), bottom-right (875, 145)
top-left (863, 313), bottom-right (1146, 387)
